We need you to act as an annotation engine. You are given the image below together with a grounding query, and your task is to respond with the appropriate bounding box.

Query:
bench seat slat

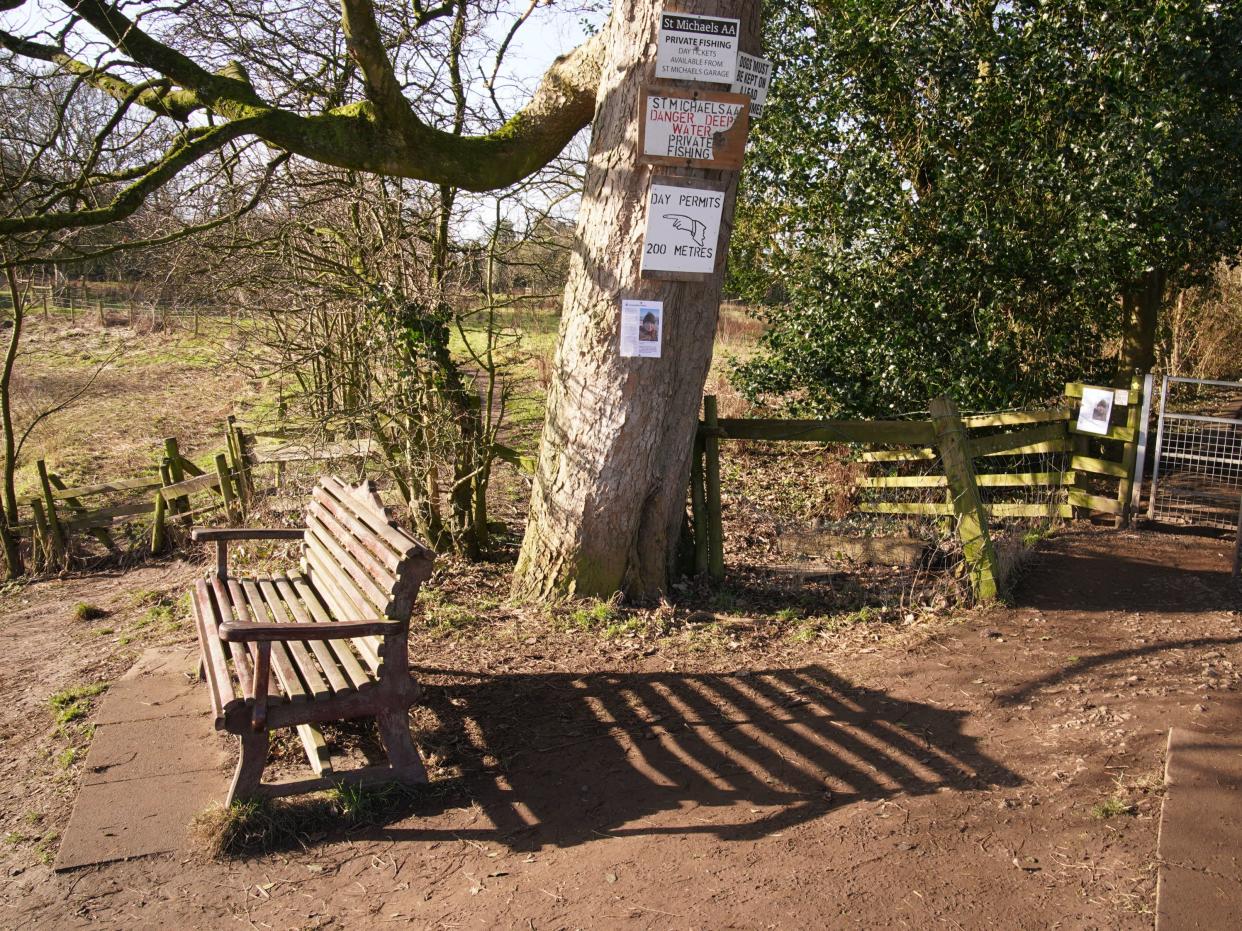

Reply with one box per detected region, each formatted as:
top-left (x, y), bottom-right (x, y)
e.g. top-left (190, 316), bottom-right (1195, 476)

top-left (238, 579), bottom-right (325, 702)
top-left (259, 579), bottom-right (350, 695)
top-left (211, 577), bottom-right (256, 700)
top-left (285, 571), bottom-right (376, 689)
top-left (192, 580), bottom-right (231, 720)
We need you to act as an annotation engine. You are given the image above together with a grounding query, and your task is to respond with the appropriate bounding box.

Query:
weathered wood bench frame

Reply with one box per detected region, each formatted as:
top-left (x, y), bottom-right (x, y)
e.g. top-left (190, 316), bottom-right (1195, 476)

top-left (189, 477), bottom-right (435, 804)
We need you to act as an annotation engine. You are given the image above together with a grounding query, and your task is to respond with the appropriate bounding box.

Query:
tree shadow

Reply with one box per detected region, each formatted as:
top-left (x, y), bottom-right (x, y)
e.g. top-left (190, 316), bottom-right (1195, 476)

top-left (364, 664), bottom-right (1020, 851)
top-left (996, 635), bottom-right (1242, 707)
top-left (1011, 545), bottom-right (1240, 613)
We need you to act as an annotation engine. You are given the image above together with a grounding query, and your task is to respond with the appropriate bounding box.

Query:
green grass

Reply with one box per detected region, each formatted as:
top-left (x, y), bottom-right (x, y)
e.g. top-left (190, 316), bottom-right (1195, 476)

top-left (1090, 797), bottom-right (1135, 819)
top-left (192, 783), bottom-right (412, 858)
top-left (601, 617), bottom-right (647, 640)
top-left (70, 602), bottom-right (107, 622)
top-left (564, 599), bottom-right (620, 632)
top-left (49, 682), bottom-right (108, 730)
top-left (57, 747), bottom-right (78, 770)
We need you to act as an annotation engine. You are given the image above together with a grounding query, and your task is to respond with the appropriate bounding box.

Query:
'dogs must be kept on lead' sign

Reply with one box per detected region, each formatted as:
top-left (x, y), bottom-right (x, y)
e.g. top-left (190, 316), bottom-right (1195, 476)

top-left (655, 13), bottom-right (740, 83)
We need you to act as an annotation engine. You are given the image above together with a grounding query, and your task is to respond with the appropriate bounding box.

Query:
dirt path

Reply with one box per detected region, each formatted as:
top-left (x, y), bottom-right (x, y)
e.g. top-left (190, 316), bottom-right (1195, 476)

top-left (2, 528), bottom-right (1239, 929)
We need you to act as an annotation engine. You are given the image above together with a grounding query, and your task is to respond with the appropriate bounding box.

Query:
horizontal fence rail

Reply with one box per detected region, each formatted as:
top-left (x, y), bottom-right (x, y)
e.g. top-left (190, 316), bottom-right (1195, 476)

top-left (688, 377), bottom-right (1145, 602)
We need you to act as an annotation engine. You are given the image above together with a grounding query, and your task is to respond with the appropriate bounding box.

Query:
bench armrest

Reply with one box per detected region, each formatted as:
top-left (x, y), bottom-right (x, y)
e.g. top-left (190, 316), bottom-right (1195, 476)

top-left (219, 619), bottom-right (405, 642)
top-left (191, 528), bottom-right (305, 542)
top-left (194, 528), bottom-right (304, 581)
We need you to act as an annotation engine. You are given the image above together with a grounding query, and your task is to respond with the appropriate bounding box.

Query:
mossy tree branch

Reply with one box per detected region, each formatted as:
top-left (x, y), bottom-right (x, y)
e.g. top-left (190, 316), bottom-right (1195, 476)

top-left (71, 0), bottom-right (602, 183)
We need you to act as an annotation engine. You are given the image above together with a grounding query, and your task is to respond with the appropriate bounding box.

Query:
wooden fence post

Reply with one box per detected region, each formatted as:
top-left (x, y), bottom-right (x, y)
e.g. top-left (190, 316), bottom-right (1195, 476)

top-left (35, 459), bottom-right (67, 564)
top-left (214, 453), bottom-right (238, 521)
top-left (1115, 373), bottom-right (1144, 528)
top-left (29, 499), bottom-right (50, 569)
top-left (152, 460), bottom-right (173, 553)
top-left (929, 396), bottom-right (1000, 602)
top-left (227, 416), bottom-right (253, 502)
top-left (0, 519), bottom-right (21, 579)
top-left (163, 438), bottom-right (186, 514)
top-left (703, 395), bottom-right (725, 582)
top-left (96, 301), bottom-right (104, 326)
top-left (690, 433), bottom-right (709, 576)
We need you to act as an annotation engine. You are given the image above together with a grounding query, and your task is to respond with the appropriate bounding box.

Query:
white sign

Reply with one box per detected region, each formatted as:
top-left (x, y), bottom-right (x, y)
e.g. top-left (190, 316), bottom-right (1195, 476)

top-left (620, 299), bottom-right (663, 358)
top-left (731, 52), bottom-right (772, 118)
top-left (1077, 386), bottom-right (1115, 435)
top-left (655, 13), bottom-right (740, 84)
top-left (640, 183), bottom-right (725, 276)
top-left (642, 92), bottom-right (747, 164)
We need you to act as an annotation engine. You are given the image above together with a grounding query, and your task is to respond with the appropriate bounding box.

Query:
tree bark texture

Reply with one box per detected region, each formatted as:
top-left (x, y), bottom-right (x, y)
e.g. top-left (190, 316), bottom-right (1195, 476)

top-left (512, 0), bottom-right (762, 601)
top-left (1117, 268), bottom-right (1166, 382)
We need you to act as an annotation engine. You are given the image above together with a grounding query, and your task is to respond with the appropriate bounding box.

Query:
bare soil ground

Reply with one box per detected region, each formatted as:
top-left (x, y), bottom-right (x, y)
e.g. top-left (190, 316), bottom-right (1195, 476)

top-left (2, 525), bottom-right (1239, 929)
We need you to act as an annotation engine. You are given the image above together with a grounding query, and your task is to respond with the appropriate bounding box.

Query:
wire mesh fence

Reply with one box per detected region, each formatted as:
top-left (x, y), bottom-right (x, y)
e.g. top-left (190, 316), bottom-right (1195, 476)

top-left (1148, 376), bottom-right (1242, 530)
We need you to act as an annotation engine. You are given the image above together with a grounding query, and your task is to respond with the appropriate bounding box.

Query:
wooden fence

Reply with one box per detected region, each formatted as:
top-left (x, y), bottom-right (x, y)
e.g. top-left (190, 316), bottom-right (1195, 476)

top-left (689, 377), bottom-right (1145, 603)
top-left (2, 420), bottom-right (256, 575)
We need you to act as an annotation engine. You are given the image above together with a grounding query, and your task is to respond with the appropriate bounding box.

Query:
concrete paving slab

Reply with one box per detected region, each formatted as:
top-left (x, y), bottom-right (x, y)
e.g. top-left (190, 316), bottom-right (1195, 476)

top-left (1156, 727), bottom-right (1242, 930)
top-left (82, 716), bottom-right (226, 786)
top-left (94, 646), bottom-right (204, 725)
top-left (54, 647), bottom-right (228, 872)
top-left (54, 770), bottom-right (224, 871)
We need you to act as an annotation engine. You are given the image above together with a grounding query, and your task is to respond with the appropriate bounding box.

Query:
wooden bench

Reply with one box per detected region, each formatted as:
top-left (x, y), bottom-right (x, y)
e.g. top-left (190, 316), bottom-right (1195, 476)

top-left (189, 476), bottom-right (435, 804)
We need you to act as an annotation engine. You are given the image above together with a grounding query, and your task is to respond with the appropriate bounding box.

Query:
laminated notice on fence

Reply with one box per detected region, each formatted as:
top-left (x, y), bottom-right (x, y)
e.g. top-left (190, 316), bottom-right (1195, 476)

top-left (620, 299), bottom-right (663, 358)
top-left (1077, 386), bottom-right (1114, 435)
top-left (731, 52), bottom-right (772, 118)
top-left (655, 13), bottom-right (740, 83)
top-left (641, 183), bottom-right (725, 276)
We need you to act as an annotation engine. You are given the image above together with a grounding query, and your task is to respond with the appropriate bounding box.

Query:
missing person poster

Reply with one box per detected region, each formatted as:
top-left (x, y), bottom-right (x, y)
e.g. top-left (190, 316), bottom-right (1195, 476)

top-left (654, 13), bottom-right (740, 83)
top-left (620, 299), bottom-right (664, 358)
top-left (1077, 386), bottom-right (1115, 435)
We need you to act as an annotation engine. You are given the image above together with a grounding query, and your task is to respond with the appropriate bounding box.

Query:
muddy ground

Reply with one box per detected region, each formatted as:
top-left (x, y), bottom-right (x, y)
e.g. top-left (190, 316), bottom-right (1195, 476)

top-left (1, 526), bottom-right (1240, 929)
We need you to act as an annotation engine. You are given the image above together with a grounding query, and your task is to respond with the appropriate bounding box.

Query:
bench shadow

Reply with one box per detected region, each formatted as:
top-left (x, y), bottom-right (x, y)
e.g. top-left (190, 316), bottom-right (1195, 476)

top-left (346, 664), bottom-right (1019, 851)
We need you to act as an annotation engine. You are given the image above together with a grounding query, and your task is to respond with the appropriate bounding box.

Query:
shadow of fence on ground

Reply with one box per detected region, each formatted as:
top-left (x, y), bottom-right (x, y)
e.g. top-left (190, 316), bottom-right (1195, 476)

top-left (378, 663), bottom-right (1019, 850)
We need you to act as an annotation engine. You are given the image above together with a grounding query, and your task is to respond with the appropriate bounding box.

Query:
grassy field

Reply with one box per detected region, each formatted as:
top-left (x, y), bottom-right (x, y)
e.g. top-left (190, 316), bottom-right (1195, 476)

top-left (7, 297), bottom-right (767, 500)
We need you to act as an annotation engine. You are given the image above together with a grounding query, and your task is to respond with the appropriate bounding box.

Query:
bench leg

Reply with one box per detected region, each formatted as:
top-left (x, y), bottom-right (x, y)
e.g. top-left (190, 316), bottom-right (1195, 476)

top-left (376, 709), bottom-right (428, 785)
top-left (227, 730), bottom-right (270, 805)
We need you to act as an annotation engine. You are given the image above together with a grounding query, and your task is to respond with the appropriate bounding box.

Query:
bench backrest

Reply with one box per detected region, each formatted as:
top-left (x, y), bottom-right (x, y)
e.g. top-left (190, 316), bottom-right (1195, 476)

top-left (303, 476), bottom-right (434, 622)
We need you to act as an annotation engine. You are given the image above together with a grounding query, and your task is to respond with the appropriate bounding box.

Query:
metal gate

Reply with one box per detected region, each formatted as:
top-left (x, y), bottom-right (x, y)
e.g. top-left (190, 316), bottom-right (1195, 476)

top-left (1147, 376), bottom-right (1242, 530)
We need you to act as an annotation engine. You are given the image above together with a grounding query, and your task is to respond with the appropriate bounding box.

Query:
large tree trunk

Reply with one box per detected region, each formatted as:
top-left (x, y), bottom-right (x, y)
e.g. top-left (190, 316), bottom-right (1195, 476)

top-left (1116, 268), bottom-right (1166, 382)
top-left (512, 0), bottom-right (762, 601)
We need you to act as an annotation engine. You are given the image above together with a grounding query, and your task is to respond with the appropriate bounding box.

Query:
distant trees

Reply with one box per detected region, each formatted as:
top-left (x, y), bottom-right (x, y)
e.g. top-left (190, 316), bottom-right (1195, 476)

top-left (731, 0), bottom-right (1242, 417)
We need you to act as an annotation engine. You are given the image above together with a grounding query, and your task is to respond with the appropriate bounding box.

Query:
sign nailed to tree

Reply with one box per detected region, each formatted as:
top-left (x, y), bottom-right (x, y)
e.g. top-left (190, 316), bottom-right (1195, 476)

top-left (641, 182), bottom-right (725, 277)
top-left (655, 13), bottom-right (741, 83)
top-left (639, 89), bottom-right (750, 169)
top-left (731, 52), bottom-right (772, 119)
